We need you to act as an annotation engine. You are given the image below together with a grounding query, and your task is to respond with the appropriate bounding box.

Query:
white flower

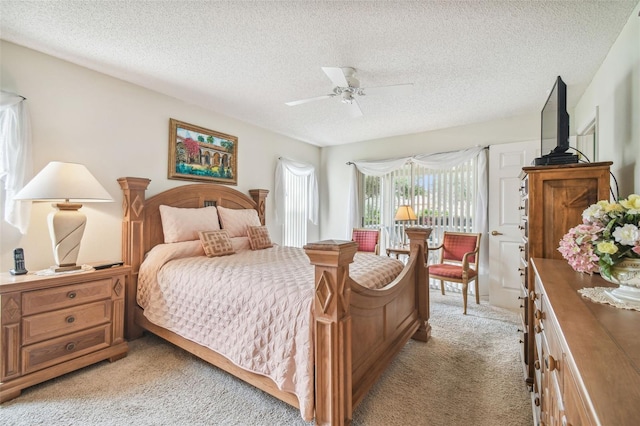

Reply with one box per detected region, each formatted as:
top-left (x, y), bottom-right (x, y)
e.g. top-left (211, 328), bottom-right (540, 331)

top-left (582, 203), bottom-right (604, 222)
top-left (612, 224), bottom-right (640, 246)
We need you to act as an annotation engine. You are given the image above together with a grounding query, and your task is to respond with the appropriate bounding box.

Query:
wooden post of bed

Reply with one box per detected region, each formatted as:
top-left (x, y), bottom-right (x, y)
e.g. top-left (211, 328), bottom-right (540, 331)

top-left (118, 177), bottom-right (151, 339)
top-left (304, 239), bottom-right (357, 426)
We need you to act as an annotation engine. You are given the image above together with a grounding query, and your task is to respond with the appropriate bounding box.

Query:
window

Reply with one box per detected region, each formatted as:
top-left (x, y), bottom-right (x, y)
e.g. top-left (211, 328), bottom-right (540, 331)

top-left (361, 155), bottom-right (479, 250)
top-left (275, 158), bottom-right (318, 248)
top-left (282, 168), bottom-right (309, 247)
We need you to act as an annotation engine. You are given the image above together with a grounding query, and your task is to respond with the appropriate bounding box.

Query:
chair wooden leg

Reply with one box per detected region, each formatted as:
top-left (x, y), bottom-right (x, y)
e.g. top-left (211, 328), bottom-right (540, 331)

top-left (462, 282), bottom-right (468, 315)
top-left (440, 280), bottom-right (445, 295)
top-left (475, 280), bottom-right (480, 304)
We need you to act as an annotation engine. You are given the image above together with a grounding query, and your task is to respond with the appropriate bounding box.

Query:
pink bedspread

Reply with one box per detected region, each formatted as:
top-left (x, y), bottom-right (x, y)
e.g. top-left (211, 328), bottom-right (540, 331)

top-left (137, 242), bottom-right (403, 420)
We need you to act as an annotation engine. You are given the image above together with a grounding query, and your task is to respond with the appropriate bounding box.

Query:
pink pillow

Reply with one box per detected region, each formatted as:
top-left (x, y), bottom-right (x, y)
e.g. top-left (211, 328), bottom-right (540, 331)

top-left (247, 226), bottom-right (273, 250)
top-left (231, 236), bottom-right (252, 252)
top-left (198, 230), bottom-right (235, 257)
top-left (159, 205), bottom-right (220, 243)
top-left (217, 206), bottom-right (261, 238)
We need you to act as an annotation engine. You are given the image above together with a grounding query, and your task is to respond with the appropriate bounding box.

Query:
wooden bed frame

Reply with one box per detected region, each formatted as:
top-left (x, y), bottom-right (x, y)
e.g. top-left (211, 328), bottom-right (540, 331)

top-left (118, 177), bottom-right (431, 425)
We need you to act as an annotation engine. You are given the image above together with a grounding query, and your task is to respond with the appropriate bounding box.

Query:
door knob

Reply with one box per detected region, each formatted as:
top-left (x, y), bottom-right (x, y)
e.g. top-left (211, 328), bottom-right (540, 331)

top-left (491, 230), bottom-right (503, 236)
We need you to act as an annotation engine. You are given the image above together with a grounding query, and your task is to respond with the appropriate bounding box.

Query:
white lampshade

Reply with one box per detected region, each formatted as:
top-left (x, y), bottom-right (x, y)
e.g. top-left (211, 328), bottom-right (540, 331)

top-left (14, 161), bottom-right (112, 272)
top-left (394, 205), bottom-right (417, 221)
top-left (14, 161), bottom-right (113, 202)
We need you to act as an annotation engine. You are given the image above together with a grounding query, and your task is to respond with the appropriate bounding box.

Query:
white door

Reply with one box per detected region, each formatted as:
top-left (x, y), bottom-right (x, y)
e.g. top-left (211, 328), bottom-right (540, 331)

top-left (488, 141), bottom-right (538, 310)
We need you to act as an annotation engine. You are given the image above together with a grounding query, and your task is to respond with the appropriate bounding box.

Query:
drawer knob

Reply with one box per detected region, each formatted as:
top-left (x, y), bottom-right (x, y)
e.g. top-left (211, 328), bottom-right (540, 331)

top-left (66, 315), bottom-right (75, 324)
top-left (529, 291), bottom-right (537, 301)
top-left (534, 325), bottom-right (542, 334)
top-left (534, 309), bottom-right (544, 320)
top-left (534, 360), bottom-right (541, 370)
top-left (65, 342), bottom-right (76, 351)
top-left (546, 355), bottom-right (557, 371)
top-left (534, 397), bottom-right (540, 407)
top-left (67, 291), bottom-right (77, 299)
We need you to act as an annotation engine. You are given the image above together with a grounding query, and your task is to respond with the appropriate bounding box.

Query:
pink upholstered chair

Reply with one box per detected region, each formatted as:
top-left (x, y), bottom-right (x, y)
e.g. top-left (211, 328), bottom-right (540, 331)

top-left (352, 228), bottom-right (380, 255)
top-left (428, 231), bottom-right (481, 314)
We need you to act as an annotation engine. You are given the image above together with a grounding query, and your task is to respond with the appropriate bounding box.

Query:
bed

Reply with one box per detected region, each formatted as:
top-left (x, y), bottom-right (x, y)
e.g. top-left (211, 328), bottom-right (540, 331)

top-left (118, 177), bottom-right (431, 425)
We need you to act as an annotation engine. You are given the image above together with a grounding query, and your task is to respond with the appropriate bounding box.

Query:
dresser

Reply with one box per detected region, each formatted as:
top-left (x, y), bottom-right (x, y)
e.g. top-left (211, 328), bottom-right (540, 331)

top-left (519, 162), bottom-right (611, 393)
top-left (0, 266), bottom-right (129, 402)
top-left (530, 258), bottom-right (640, 425)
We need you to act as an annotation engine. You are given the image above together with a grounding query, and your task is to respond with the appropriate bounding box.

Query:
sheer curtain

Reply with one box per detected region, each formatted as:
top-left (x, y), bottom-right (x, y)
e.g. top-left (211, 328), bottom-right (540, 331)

top-left (0, 91), bottom-right (32, 234)
top-left (275, 157), bottom-right (318, 226)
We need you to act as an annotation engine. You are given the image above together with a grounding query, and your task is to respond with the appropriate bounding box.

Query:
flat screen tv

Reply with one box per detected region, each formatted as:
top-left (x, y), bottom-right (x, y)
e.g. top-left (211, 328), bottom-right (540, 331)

top-left (535, 76), bottom-right (577, 165)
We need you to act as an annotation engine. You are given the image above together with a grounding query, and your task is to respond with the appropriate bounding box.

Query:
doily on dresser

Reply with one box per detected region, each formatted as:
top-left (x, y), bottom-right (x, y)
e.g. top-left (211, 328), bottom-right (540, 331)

top-left (578, 287), bottom-right (640, 312)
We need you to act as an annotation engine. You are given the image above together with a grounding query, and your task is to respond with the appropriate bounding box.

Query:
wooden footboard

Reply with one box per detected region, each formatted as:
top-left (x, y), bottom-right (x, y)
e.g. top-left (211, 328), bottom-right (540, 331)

top-left (304, 228), bottom-right (430, 425)
top-left (118, 177), bottom-right (429, 426)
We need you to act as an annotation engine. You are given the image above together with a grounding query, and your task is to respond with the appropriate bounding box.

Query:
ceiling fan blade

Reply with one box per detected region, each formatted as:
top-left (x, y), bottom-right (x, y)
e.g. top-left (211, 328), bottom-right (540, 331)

top-left (321, 67), bottom-right (350, 87)
top-left (285, 94), bottom-right (335, 106)
top-left (345, 99), bottom-right (363, 118)
top-left (361, 83), bottom-right (414, 96)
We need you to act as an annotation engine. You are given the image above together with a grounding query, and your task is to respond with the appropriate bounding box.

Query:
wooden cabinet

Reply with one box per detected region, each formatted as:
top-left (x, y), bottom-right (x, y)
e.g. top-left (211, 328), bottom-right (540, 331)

top-left (530, 258), bottom-right (640, 425)
top-left (518, 162), bottom-right (611, 420)
top-left (0, 266), bottom-right (129, 402)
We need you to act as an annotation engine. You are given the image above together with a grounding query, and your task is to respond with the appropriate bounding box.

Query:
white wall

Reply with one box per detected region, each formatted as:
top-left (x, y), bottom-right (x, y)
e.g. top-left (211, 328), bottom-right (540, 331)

top-left (574, 1), bottom-right (640, 198)
top-left (0, 41), bottom-right (320, 271)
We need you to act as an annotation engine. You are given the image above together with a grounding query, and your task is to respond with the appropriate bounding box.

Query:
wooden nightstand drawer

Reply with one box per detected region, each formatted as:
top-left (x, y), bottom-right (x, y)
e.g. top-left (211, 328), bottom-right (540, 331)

top-left (22, 324), bottom-right (111, 374)
top-left (22, 278), bottom-right (112, 315)
top-left (22, 300), bottom-right (112, 345)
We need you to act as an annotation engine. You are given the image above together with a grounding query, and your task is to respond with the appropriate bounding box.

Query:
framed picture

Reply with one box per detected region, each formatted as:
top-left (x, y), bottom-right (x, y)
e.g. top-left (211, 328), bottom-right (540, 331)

top-left (168, 118), bottom-right (238, 185)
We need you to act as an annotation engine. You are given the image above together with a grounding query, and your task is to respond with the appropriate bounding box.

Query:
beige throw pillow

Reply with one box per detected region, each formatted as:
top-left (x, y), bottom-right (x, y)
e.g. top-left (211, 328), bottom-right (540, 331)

top-left (198, 230), bottom-right (235, 257)
top-left (247, 226), bottom-right (273, 250)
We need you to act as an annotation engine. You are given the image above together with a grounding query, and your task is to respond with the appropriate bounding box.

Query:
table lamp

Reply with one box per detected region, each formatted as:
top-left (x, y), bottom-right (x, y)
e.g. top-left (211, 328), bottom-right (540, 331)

top-left (394, 205), bottom-right (417, 246)
top-left (13, 161), bottom-right (113, 272)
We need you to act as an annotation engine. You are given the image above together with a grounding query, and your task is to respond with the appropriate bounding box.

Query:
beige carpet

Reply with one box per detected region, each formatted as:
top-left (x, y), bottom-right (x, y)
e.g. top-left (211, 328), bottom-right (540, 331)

top-left (1, 291), bottom-right (533, 425)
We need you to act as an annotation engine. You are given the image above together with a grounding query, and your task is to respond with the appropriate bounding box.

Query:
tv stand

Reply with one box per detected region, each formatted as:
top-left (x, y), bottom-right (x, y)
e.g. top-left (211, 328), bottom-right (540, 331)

top-left (534, 153), bottom-right (579, 166)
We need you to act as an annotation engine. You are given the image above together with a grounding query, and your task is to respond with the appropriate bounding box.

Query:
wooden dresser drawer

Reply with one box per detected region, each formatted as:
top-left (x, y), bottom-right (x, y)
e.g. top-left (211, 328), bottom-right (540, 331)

top-left (563, 355), bottom-right (593, 426)
top-left (22, 279), bottom-right (112, 315)
top-left (22, 300), bottom-right (112, 345)
top-left (22, 324), bottom-right (111, 374)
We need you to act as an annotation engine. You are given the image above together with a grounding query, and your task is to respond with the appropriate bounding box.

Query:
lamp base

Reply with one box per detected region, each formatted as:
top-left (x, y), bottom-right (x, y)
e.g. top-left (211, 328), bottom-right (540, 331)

top-left (48, 203), bottom-right (86, 269)
top-left (51, 264), bottom-right (82, 273)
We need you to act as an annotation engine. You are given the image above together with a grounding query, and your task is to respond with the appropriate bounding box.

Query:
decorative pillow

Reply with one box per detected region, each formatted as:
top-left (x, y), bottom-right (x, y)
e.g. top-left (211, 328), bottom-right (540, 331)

top-left (217, 206), bottom-right (261, 238)
top-left (198, 230), bottom-right (235, 257)
top-left (159, 205), bottom-right (220, 243)
top-left (247, 226), bottom-right (273, 250)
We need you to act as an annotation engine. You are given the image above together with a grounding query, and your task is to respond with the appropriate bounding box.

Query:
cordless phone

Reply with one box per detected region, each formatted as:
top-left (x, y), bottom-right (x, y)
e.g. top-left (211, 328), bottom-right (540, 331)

top-left (10, 248), bottom-right (28, 275)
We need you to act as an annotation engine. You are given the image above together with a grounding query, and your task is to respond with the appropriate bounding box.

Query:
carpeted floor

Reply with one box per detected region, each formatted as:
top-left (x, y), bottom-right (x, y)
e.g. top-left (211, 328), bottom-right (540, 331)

top-left (1, 291), bottom-right (533, 425)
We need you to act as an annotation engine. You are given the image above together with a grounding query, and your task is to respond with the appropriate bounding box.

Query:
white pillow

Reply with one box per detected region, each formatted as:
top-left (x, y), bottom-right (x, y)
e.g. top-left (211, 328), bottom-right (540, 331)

top-left (159, 205), bottom-right (220, 243)
top-left (217, 206), bottom-right (261, 238)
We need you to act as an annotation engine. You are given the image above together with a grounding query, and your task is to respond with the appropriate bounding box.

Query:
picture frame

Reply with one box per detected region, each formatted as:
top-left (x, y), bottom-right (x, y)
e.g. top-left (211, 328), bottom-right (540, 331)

top-left (168, 118), bottom-right (238, 185)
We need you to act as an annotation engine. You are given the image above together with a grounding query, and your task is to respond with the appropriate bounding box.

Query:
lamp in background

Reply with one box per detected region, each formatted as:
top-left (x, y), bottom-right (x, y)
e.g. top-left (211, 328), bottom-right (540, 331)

top-left (14, 161), bottom-right (113, 272)
top-left (394, 205), bottom-right (417, 247)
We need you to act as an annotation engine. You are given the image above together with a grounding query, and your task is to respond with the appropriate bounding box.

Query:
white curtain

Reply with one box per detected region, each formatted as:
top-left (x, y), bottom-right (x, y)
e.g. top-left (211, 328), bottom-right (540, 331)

top-left (275, 157), bottom-right (318, 225)
top-left (0, 91), bottom-right (32, 234)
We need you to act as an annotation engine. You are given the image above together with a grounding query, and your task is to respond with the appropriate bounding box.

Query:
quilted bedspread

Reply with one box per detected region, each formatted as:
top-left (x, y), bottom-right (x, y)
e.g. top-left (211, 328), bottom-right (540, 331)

top-left (137, 241), bottom-right (403, 420)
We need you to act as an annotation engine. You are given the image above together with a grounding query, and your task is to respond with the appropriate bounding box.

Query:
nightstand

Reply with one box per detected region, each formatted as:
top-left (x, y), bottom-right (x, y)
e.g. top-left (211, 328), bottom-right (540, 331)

top-left (0, 266), bottom-right (130, 403)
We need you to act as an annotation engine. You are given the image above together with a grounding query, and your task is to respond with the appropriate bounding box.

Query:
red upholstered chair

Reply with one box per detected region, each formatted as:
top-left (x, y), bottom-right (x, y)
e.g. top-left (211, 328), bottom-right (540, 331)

top-left (428, 231), bottom-right (481, 314)
top-left (352, 228), bottom-right (380, 255)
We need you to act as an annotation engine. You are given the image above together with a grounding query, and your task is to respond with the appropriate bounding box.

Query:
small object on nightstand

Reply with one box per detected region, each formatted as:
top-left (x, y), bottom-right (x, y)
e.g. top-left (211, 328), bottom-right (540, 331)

top-left (92, 261), bottom-right (124, 270)
top-left (10, 248), bottom-right (28, 275)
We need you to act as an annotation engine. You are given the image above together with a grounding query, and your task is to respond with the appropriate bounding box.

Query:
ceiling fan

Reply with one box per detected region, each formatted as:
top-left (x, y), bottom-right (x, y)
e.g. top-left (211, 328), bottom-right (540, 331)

top-left (285, 67), bottom-right (413, 117)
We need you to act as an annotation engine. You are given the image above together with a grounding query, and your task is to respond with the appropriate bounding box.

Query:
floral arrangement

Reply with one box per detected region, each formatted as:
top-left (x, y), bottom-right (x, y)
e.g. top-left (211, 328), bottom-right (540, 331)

top-left (558, 194), bottom-right (640, 279)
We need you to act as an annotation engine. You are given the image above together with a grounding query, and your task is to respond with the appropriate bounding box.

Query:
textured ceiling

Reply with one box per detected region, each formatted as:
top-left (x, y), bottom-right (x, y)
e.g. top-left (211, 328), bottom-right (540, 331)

top-left (1, 1), bottom-right (637, 147)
